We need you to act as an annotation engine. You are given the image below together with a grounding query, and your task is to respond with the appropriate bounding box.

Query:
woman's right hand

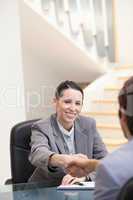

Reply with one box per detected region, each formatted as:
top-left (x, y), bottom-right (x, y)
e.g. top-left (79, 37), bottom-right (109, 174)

top-left (49, 153), bottom-right (88, 168)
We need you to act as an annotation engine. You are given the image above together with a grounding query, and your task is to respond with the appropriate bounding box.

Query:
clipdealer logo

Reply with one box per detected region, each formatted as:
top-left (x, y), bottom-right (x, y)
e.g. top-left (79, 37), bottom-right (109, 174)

top-left (0, 85), bottom-right (55, 112)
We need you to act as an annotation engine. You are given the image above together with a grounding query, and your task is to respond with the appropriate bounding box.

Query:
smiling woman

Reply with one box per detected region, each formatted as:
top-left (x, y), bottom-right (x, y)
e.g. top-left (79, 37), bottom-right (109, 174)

top-left (54, 88), bottom-right (83, 130)
top-left (28, 80), bottom-right (107, 187)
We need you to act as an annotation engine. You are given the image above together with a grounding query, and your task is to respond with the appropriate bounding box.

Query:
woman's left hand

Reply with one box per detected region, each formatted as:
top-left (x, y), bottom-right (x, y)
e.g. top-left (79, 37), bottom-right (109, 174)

top-left (61, 174), bottom-right (85, 185)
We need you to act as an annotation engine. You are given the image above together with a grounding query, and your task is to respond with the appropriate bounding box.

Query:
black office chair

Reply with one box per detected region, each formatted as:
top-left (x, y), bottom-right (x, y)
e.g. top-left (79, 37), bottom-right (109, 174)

top-left (117, 177), bottom-right (133, 200)
top-left (6, 119), bottom-right (39, 184)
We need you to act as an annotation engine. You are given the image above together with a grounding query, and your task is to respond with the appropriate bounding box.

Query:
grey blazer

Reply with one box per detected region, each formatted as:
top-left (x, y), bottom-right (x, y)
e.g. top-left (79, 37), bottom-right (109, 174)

top-left (94, 138), bottom-right (133, 200)
top-left (29, 114), bottom-right (107, 186)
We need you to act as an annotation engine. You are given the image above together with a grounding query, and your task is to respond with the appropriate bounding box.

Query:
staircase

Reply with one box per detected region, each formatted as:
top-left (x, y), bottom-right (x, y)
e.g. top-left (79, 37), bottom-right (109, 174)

top-left (32, 0), bottom-right (115, 61)
top-left (82, 65), bottom-right (133, 152)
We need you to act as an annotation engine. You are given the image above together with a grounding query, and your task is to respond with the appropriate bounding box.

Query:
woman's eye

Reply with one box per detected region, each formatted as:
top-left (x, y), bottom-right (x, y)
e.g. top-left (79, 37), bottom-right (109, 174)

top-left (64, 100), bottom-right (71, 104)
top-left (63, 100), bottom-right (82, 105)
top-left (76, 102), bottom-right (81, 106)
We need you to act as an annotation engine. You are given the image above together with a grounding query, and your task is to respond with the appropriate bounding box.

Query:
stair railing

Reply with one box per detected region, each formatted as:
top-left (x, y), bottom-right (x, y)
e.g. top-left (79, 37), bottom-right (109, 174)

top-left (27, 0), bottom-right (115, 63)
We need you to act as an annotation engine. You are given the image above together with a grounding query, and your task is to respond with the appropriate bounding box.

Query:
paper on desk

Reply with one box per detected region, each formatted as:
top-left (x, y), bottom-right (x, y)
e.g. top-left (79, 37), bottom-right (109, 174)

top-left (57, 181), bottom-right (95, 190)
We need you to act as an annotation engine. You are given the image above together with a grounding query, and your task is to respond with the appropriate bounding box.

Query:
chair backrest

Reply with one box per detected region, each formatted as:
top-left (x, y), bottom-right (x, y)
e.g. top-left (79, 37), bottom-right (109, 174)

top-left (117, 177), bottom-right (133, 200)
top-left (10, 119), bottom-right (39, 183)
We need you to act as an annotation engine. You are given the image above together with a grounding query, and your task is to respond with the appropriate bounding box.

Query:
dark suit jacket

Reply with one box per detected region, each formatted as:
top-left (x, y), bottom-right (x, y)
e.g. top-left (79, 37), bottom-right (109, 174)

top-left (29, 114), bottom-right (107, 186)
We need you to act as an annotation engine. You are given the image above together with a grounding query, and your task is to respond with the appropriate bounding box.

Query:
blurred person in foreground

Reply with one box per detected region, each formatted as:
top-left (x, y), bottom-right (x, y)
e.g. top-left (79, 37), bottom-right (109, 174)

top-left (28, 80), bottom-right (107, 186)
top-left (67, 76), bottom-right (133, 200)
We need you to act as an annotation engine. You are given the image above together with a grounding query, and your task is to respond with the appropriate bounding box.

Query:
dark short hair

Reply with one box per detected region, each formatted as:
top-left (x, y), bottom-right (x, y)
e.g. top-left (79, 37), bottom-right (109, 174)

top-left (118, 76), bottom-right (133, 135)
top-left (55, 80), bottom-right (84, 100)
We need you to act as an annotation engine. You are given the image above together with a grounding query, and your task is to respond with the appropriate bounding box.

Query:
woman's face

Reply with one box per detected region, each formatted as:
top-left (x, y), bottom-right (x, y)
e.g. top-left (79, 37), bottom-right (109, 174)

top-left (54, 88), bottom-right (83, 130)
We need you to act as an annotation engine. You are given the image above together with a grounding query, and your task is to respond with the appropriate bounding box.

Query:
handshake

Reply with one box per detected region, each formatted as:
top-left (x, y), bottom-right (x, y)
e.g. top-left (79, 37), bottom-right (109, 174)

top-left (49, 153), bottom-right (99, 177)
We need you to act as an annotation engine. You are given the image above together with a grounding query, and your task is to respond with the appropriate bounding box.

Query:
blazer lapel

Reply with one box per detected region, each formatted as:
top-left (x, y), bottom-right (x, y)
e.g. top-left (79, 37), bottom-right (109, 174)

top-left (51, 114), bottom-right (66, 154)
top-left (74, 119), bottom-right (88, 154)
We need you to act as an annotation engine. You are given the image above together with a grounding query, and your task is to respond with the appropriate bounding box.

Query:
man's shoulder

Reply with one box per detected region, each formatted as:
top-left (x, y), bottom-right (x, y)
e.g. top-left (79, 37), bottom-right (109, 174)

top-left (99, 142), bottom-right (131, 172)
top-left (96, 143), bottom-right (133, 194)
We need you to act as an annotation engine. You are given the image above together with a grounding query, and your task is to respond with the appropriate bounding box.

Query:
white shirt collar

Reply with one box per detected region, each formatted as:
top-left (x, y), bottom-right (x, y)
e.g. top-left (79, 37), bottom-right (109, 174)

top-left (57, 120), bottom-right (74, 137)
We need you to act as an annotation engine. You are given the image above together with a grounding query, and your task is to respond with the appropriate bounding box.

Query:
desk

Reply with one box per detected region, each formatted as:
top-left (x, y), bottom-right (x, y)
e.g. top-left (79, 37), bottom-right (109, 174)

top-left (0, 182), bottom-right (94, 200)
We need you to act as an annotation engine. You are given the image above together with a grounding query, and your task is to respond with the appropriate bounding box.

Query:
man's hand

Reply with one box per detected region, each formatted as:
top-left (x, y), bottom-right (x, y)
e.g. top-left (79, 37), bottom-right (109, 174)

top-left (66, 158), bottom-right (100, 177)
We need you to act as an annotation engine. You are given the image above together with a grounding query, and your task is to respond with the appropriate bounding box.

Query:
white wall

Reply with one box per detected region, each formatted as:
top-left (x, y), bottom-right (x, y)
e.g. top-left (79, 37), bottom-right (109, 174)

top-left (0, 0), bottom-right (26, 184)
top-left (22, 49), bottom-right (58, 119)
top-left (115, 0), bottom-right (133, 64)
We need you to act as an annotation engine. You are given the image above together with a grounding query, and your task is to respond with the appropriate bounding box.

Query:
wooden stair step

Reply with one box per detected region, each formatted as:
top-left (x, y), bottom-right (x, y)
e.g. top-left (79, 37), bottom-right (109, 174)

top-left (103, 138), bottom-right (127, 146)
top-left (92, 99), bottom-right (118, 112)
top-left (97, 124), bottom-right (120, 130)
top-left (118, 76), bottom-right (130, 81)
top-left (94, 99), bottom-right (117, 104)
top-left (82, 111), bottom-right (117, 116)
top-left (114, 65), bottom-right (133, 70)
top-left (104, 86), bottom-right (120, 91)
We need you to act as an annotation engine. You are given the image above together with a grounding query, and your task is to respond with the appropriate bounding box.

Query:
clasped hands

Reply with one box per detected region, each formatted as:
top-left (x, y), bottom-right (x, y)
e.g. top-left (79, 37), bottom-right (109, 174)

top-left (64, 154), bottom-right (91, 177)
top-left (50, 153), bottom-right (98, 178)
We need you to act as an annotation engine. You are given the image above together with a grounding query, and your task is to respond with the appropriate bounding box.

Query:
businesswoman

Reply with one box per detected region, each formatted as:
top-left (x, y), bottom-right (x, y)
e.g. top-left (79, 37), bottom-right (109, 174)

top-left (28, 80), bottom-right (107, 186)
